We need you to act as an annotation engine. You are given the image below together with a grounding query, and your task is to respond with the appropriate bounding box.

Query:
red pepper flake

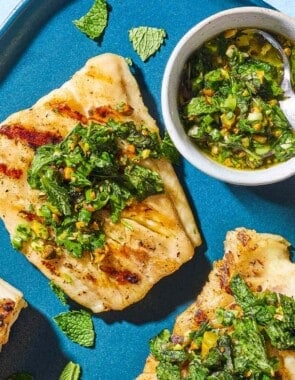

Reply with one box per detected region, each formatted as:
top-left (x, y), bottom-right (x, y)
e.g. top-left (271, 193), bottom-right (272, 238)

top-left (0, 124), bottom-right (62, 149)
top-left (100, 265), bottom-right (140, 285)
top-left (54, 103), bottom-right (88, 124)
top-left (0, 163), bottom-right (22, 179)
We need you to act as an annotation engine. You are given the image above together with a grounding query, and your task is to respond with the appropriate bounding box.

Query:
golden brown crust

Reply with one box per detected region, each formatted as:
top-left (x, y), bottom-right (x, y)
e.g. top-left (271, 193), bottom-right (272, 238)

top-left (0, 53), bottom-right (201, 312)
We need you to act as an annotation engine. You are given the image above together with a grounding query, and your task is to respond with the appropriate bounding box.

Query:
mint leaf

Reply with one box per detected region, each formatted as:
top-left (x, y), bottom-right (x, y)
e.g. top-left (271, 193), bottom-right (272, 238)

top-left (53, 310), bottom-right (95, 347)
top-left (59, 361), bottom-right (81, 380)
top-left (49, 281), bottom-right (68, 306)
top-left (129, 27), bottom-right (166, 61)
top-left (73, 0), bottom-right (108, 40)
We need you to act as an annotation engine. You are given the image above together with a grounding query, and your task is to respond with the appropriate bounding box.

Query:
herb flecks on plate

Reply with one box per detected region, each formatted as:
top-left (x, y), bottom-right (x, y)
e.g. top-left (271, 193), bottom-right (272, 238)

top-left (73, 0), bottom-right (108, 40)
top-left (12, 119), bottom-right (174, 259)
top-left (179, 28), bottom-right (295, 169)
top-left (129, 27), bottom-right (167, 62)
top-left (149, 274), bottom-right (295, 378)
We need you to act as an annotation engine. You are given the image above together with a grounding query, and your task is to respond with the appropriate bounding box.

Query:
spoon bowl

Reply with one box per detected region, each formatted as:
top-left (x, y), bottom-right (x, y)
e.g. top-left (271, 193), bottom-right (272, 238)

top-left (251, 29), bottom-right (295, 129)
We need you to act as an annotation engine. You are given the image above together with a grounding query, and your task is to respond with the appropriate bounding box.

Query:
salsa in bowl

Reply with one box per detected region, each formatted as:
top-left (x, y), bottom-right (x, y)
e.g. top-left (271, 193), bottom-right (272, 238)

top-left (162, 7), bottom-right (295, 185)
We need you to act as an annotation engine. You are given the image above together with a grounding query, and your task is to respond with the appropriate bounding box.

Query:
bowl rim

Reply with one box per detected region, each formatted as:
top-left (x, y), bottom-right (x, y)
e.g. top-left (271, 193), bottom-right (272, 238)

top-left (161, 6), bottom-right (295, 185)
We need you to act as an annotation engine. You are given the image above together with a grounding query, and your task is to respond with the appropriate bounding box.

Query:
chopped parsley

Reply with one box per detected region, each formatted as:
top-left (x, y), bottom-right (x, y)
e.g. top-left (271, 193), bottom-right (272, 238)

top-left (53, 310), bottom-right (95, 347)
top-left (12, 224), bottom-right (32, 250)
top-left (149, 274), bottom-right (295, 378)
top-left (160, 131), bottom-right (180, 164)
top-left (129, 27), bottom-right (167, 62)
top-left (73, 0), bottom-right (108, 40)
top-left (13, 120), bottom-right (176, 258)
top-left (179, 28), bottom-right (295, 169)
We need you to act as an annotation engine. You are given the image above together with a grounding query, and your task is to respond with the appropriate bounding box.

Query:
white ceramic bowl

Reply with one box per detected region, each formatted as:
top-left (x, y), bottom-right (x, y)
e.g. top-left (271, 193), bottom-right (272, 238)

top-left (162, 6), bottom-right (295, 185)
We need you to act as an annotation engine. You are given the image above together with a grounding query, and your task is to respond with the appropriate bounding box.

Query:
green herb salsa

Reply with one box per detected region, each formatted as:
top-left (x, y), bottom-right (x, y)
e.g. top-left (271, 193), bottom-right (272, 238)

top-left (179, 28), bottom-right (295, 169)
top-left (12, 119), bottom-right (176, 259)
top-left (149, 274), bottom-right (295, 379)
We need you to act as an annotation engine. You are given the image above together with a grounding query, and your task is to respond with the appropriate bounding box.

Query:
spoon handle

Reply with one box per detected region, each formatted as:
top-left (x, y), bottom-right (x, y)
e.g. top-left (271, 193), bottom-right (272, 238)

top-left (254, 29), bottom-right (295, 98)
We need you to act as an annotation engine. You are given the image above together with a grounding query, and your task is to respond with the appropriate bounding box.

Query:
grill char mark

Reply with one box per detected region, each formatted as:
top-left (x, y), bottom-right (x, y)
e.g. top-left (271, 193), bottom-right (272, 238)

top-left (0, 124), bottom-right (62, 149)
top-left (0, 163), bottom-right (22, 179)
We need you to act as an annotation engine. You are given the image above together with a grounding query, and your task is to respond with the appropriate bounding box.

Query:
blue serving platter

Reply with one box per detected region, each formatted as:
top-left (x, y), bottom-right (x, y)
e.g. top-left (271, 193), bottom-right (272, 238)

top-left (0, 0), bottom-right (294, 379)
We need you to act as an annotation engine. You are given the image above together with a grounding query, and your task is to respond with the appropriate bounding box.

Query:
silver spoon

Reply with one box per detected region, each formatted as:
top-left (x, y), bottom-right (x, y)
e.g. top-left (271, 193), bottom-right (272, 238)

top-left (250, 29), bottom-right (295, 129)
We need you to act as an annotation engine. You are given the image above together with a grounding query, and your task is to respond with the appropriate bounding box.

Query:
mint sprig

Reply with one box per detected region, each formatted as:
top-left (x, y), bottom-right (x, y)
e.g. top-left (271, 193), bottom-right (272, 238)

top-left (54, 310), bottom-right (95, 347)
top-left (129, 27), bottom-right (167, 61)
top-left (59, 361), bottom-right (81, 380)
top-left (73, 0), bottom-right (108, 40)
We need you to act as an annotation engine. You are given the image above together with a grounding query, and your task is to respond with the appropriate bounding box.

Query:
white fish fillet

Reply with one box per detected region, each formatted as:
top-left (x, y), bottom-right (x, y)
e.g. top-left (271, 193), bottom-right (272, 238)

top-left (0, 53), bottom-right (201, 312)
top-left (0, 279), bottom-right (27, 351)
top-left (138, 228), bottom-right (295, 379)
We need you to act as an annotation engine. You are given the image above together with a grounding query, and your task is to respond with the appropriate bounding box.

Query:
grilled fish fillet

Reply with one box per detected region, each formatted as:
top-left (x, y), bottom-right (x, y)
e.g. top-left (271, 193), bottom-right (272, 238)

top-left (0, 279), bottom-right (27, 351)
top-left (0, 53), bottom-right (201, 313)
top-left (138, 228), bottom-right (295, 379)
